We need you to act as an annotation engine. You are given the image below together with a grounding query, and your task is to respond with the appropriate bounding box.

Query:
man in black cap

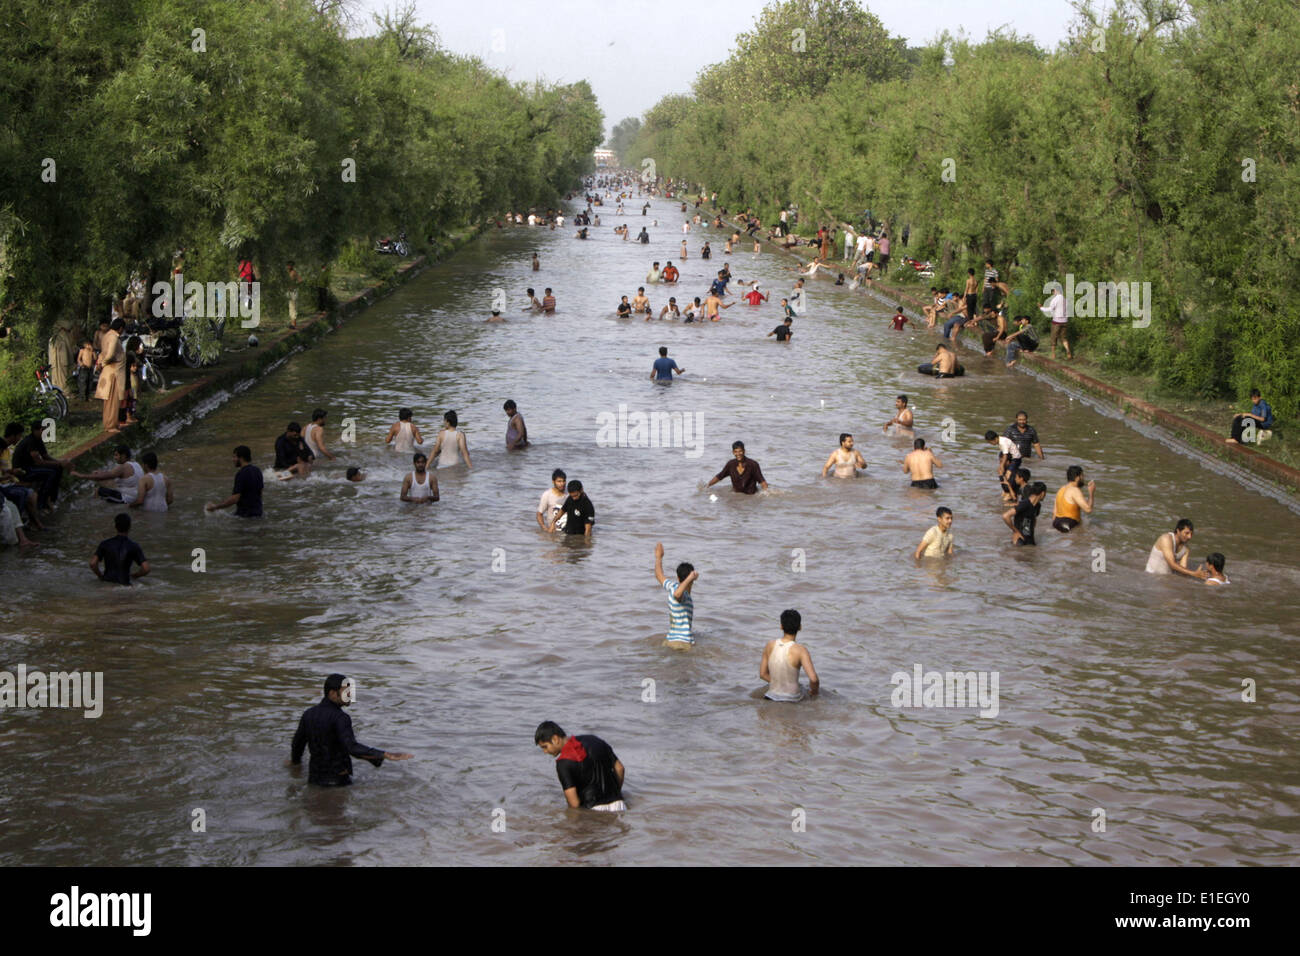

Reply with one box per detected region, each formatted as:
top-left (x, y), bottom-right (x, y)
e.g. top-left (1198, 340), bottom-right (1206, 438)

top-left (289, 674), bottom-right (411, 786)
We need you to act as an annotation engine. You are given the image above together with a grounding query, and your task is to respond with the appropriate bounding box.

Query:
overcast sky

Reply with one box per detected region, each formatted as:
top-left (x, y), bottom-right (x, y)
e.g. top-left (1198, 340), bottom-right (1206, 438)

top-left (355, 0), bottom-right (1088, 138)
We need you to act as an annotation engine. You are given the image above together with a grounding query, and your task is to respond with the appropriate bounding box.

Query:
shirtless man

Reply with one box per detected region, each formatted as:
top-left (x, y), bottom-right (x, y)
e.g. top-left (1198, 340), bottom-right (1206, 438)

top-left (883, 395), bottom-right (913, 435)
top-left (821, 433), bottom-right (867, 478)
top-left (704, 290), bottom-right (731, 322)
top-left (921, 287), bottom-right (942, 327)
top-left (963, 268), bottom-right (979, 321)
top-left (1051, 465), bottom-right (1096, 533)
top-left (486, 309), bottom-right (505, 323)
top-left (1204, 553), bottom-right (1230, 585)
top-left (920, 343), bottom-right (959, 377)
top-left (902, 437), bottom-right (941, 489)
top-left (1144, 518), bottom-right (1207, 578)
top-left (399, 453), bottom-right (439, 503)
top-left (279, 448), bottom-right (313, 480)
top-left (632, 287), bottom-right (651, 315)
top-left (504, 400), bottom-right (528, 450)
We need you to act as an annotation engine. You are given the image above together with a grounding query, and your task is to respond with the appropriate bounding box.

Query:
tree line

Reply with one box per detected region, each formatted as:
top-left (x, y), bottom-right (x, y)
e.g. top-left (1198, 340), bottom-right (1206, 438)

top-left (623, 0), bottom-right (1300, 422)
top-left (0, 0), bottom-right (603, 417)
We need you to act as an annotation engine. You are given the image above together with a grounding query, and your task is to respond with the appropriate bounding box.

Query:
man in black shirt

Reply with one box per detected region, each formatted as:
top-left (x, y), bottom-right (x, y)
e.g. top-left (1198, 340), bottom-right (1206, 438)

top-left (13, 420), bottom-right (70, 509)
top-left (274, 422), bottom-right (312, 471)
top-left (90, 512), bottom-right (149, 585)
top-left (551, 480), bottom-right (594, 536)
top-left (534, 720), bottom-right (625, 810)
top-left (767, 317), bottom-right (794, 342)
top-left (206, 445), bottom-right (263, 517)
top-left (707, 441), bottom-right (769, 494)
top-left (1004, 481), bottom-right (1048, 546)
top-left (289, 674), bottom-right (411, 786)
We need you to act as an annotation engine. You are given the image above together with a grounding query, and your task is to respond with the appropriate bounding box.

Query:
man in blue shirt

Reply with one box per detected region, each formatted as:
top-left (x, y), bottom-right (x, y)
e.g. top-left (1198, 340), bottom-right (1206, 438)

top-left (1228, 388), bottom-right (1274, 443)
top-left (650, 347), bottom-right (684, 382)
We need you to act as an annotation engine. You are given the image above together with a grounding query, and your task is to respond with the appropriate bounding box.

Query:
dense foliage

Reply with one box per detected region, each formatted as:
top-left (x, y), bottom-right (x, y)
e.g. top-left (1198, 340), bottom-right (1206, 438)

top-left (0, 0), bottom-right (603, 417)
top-left (627, 0), bottom-right (1300, 421)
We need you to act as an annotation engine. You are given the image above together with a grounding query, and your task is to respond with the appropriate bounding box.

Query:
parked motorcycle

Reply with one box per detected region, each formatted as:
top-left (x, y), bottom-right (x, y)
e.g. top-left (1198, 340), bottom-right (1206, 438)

top-left (125, 314), bottom-right (223, 371)
top-left (33, 365), bottom-right (68, 421)
top-left (178, 316), bottom-right (225, 368)
top-left (902, 255), bottom-right (935, 278)
top-left (375, 231), bottom-right (409, 256)
top-left (124, 333), bottom-right (167, 391)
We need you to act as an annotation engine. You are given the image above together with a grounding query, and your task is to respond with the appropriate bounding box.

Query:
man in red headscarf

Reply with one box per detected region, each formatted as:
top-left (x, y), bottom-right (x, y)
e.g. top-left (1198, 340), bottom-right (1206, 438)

top-left (535, 721), bottom-right (626, 811)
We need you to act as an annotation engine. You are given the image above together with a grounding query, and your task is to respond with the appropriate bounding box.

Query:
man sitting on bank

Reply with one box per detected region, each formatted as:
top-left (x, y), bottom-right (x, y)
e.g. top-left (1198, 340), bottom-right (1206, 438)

top-left (1226, 388), bottom-right (1274, 444)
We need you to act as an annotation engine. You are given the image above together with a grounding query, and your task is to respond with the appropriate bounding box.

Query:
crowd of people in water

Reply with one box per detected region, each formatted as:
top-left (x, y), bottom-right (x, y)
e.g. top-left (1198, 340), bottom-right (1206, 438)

top-left (0, 171), bottom-right (1249, 809)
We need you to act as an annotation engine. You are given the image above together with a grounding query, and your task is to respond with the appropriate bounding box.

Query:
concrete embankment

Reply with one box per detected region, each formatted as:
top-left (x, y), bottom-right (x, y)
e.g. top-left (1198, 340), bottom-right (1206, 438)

top-left (720, 211), bottom-right (1299, 498)
top-left (63, 227), bottom-right (485, 468)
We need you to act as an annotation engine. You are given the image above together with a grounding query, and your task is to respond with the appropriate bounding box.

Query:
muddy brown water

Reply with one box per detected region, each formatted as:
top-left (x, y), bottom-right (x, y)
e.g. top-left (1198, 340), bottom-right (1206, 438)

top-left (2, 196), bottom-right (1297, 865)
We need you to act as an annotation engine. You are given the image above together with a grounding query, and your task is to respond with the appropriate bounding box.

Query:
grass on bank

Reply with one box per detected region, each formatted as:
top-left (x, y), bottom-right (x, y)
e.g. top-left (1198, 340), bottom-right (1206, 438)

top-left (769, 233), bottom-right (1299, 474)
top-left (45, 230), bottom-right (480, 463)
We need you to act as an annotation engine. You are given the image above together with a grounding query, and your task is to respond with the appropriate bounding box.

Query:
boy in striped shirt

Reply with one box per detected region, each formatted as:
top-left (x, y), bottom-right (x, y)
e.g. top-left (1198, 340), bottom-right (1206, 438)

top-left (654, 541), bottom-right (699, 648)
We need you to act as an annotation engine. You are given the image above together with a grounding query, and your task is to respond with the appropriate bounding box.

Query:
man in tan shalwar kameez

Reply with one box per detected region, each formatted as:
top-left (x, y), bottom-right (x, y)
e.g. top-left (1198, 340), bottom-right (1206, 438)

top-left (95, 318), bottom-right (126, 433)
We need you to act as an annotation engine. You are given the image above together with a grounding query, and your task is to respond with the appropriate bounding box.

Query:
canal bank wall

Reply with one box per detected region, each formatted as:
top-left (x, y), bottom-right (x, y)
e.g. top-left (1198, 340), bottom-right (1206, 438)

top-left (62, 226), bottom-right (486, 468)
top-left (717, 211), bottom-right (1300, 499)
